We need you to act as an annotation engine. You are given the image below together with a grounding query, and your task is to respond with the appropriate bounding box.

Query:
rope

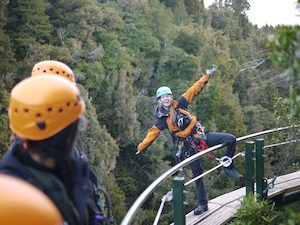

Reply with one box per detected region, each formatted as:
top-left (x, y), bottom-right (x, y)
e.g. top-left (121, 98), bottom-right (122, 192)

top-left (184, 152), bottom-right (243, 187)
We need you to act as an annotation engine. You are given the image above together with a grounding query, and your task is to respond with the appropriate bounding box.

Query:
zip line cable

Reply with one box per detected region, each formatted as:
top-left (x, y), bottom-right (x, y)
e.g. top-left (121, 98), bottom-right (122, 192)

top-left (238, 57), bottom-right (270, 73)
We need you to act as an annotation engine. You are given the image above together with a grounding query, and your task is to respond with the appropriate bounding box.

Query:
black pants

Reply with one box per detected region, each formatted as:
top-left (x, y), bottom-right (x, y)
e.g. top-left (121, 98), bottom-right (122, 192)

top-left (188, 153), bottom-right (208, 206)
top-left (181, 132), bottom-right (237, 206)
top-left (181, 142), bottom-right (208, 206)
top-left (206, 132), bottom-right (237, 168)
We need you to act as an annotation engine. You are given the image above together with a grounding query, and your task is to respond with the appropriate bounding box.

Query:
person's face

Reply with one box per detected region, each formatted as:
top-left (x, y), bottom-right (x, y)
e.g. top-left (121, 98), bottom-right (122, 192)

top-left (159, 94), bottom-right (173, 107)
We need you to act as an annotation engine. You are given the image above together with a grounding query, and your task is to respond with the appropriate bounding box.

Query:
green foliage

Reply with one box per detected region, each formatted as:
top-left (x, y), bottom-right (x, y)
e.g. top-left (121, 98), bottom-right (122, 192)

top-left (243, 105), bottom-right (276, 132)
top-left (146, 0), bottom-right (174, 41)
top-left (266, 97), bottom-right (300, 176)
top-left (118, 15), bottom-right (161, 58)
top-left (6, 0), bottom-right (53, 60)
top-left (155, 46), bottom-right (199, 96)
top-left (184, 0), bottom-right (204, 18)
top-left (223, 0), bottom-right (251, 38)
top-left (117, 0), bottom-right (149, 14)
top-left (136, 95), bottom-right (156, 133)
top-left (173, 27), bottom-right (203, 55)
top-left (273, 97), bottom-right (300, 126)
top-left (268, 25), bottom-right (300, 117)
top-left (230, 194), bottom-right (276, 225)
top-left (79, 86), bottom-right (120, 173)
top-left (49, 0), bottom-right (100, 31)
top-left (75, 61), bottom-right (105, 92)
top-left (100, 32), bottom-right (133, 72)
top-left (0, 87), bottom-right (10, 157)
top-left (94, 71), bottom-right (139, 147)
top-left (24, 43), bottom-right (74, 67)
top-left (0, 1), bottom-right (17, 87)
top-left (280, 207), bottom-right (300, 225)
top-left (101, 172), bottom-right (127, 224)
top-left (196, 79), bottom-right (247, 135)
top-left (208, 3), bottom-right (243, 40)
top-left (159, 0), bottom-right (177, 8)
top-left (131, 208), bottom-right (156, 225)
top-left (172, 1), bottom-right (189, 25)
top-left (1, 0), bottom-right (298, 223)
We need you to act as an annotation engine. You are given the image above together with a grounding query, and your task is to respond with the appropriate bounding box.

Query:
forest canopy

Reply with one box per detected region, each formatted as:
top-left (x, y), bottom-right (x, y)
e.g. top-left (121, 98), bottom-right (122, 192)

top-left (0, 0), bottom-right (299, 223)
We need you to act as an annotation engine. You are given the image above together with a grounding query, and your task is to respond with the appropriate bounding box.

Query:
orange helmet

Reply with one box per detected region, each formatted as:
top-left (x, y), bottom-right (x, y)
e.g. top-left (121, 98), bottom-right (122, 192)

top-left (9, 75), bottom-right (85, 140)
top-left (32, 60), bottom-right (75, 83)
top-left (0, 174), bottom-right (63, 225)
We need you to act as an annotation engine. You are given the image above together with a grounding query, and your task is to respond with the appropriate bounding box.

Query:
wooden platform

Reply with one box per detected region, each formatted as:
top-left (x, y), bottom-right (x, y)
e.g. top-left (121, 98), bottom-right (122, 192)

top-left (182, 170), bottom-right (300, 225)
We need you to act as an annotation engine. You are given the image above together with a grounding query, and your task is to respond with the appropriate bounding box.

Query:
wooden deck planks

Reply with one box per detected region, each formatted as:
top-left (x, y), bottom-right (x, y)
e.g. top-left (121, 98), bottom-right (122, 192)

top-left (179, 170), bottom-right (300, 225)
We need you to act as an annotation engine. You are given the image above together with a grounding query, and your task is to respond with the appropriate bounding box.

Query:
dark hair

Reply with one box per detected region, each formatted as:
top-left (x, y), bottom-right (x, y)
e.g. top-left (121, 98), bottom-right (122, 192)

top-left (28, 120), bottom-right (79, 159)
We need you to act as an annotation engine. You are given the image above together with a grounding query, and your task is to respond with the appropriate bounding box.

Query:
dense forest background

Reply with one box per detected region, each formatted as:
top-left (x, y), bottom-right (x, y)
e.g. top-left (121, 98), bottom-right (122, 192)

top-left (0, 0), bottom-right (299, 224)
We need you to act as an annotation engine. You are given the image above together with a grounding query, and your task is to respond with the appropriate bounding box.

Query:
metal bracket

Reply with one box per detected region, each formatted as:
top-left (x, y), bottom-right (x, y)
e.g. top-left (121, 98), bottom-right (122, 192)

top-left (216, 156), bottom-right (233, 167)
top-left (267, 175), bottom-right (277, 190)
top-left (164, 190), bottom-right (173, 202)
top-left (263, 175), bottom-right (277, 194)
top-left (240, 151), bottom-right (246, 157)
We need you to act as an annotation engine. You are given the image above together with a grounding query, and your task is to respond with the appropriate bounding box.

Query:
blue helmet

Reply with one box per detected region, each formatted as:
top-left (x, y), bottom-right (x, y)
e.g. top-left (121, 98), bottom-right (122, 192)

top-left (156, 86), bottom-right (172, 98)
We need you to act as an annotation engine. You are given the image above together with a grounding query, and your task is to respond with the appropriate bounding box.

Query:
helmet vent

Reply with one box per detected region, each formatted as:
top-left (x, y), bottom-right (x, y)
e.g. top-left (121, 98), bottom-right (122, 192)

top-left (50, 68), bottom-right (53, 71)
top-left (58, 108), bottom-right (63, 113)
top-left (47, 107), bottom-right (52, 112)
top-left (14, 108), bottom-right (18, 113)
top-left (36, 122), bottom-right (46, 130)
top-left (56, 71), bottom-right (59, 74)
top-left (24, 108), bottom-right (29, 113)
top-left (36, 113), bottom-right (42, 117)
top-left (74, 102), bottom-right (78, 106)
top-left (66, 102), bottom-right (71, 106)
top-left (43, 70), bottom-right (46, 73)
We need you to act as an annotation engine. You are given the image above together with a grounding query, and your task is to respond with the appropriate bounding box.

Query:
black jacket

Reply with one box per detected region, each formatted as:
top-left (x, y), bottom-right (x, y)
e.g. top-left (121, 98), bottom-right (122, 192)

top-left (0, 144), bottom-right (90, 225)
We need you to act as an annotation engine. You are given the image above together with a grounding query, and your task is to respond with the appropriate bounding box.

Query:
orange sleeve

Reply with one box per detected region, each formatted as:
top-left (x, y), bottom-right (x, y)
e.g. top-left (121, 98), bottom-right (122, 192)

top-left (137, 125), bottom-right (161, 152)
top-left (182, 74), bottom-right (210, 103)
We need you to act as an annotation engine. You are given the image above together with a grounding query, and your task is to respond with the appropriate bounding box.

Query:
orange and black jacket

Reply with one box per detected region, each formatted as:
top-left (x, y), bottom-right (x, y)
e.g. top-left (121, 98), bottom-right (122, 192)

top-left (137, 73), bottom-right (210, 152)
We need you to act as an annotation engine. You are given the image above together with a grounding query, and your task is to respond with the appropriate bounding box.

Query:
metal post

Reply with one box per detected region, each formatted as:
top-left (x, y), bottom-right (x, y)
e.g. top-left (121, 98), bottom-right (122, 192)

top-left (255, 139), bottom-right (267, 200)
top-left (245, 141), bottom-right (255, 195)
top-left (173, 177), bottom-right (185, 225)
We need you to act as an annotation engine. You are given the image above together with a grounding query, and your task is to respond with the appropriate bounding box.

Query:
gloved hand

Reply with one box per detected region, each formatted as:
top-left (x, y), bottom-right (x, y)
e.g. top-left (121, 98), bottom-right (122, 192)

top-left (206, 64), bottom-right (217, 76)
top-left (136, 144), bottom-right (142, 155)
top-left (136, 149), bottom-right (141, 155)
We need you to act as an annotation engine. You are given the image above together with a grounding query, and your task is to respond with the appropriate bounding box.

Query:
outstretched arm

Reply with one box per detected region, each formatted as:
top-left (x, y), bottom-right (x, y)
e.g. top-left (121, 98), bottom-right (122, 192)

top-left (136, 125), bottom-right (161, 154)
top-left (182, 65), bottom-right (217, 103)
top-left (182, 74), bottom-right (210, 103)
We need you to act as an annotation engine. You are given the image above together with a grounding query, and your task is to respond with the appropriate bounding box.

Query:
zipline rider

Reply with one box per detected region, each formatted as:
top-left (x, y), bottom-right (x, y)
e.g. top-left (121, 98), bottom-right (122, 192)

top-left (136, 65), bottom-right (242, 215)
